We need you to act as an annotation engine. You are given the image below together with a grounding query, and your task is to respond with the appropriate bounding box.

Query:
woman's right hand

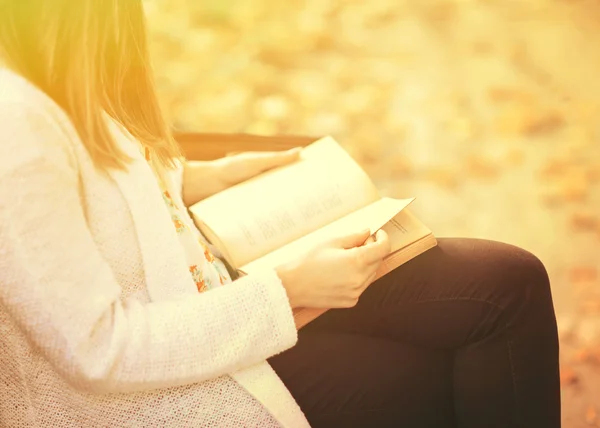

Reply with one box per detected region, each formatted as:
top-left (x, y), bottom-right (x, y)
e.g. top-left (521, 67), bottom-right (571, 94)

top-left (275, 229), bottom-right (391, 309)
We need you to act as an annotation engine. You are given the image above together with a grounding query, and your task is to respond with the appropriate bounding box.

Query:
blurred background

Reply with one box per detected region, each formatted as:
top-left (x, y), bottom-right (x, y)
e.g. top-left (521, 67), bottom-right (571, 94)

top-left (145, 0), bottom-right (600, 424)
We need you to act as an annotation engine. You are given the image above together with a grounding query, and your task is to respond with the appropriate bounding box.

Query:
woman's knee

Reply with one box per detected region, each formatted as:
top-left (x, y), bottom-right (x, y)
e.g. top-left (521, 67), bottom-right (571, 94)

top-left (488, 240), bottom-right (551, 310)
top-left (439, 238), bottom-right (552, 309)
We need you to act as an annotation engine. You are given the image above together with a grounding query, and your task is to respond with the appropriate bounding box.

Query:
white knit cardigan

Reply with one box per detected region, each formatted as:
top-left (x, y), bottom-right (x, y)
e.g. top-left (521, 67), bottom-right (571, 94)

top-left (0, 68), bottom-right (311, 428)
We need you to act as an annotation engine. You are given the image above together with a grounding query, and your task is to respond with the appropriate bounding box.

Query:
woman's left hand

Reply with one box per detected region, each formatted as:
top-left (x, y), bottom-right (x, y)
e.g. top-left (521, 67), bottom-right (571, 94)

top-left (218, 147), bottom-right (302, 186)
top-left (182, 147), bottom-right (302, 206)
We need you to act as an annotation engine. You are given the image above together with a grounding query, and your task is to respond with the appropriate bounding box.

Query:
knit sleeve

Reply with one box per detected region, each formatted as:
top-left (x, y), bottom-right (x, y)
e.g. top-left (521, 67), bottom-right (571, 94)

top-left (0, 103), bottom-right (298, 394)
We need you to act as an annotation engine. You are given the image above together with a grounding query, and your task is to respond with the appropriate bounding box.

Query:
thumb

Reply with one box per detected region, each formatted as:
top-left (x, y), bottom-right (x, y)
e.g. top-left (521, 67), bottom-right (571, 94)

top-left (241, 148), bottom-right (301, 172)
top-left (270, 147), bottom-right (302, 167)
top-left (330, 229), bottom-right (371, 249)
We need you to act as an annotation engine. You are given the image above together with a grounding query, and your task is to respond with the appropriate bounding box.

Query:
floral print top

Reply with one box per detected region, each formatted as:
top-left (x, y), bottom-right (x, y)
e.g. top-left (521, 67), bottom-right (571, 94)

top-left (145, 149), bottom-right (232, 293)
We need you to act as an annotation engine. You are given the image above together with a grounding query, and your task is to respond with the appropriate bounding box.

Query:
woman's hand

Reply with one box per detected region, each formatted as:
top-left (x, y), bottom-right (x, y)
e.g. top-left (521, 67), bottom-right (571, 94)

top-left (182, 147), bottom-right (302, 206)
top-left (275, 229), bottom-right (392, 309)
top-left (217, 147), bottom-right (302, 186)
top-left (182, 148), bottom-right (302, 206)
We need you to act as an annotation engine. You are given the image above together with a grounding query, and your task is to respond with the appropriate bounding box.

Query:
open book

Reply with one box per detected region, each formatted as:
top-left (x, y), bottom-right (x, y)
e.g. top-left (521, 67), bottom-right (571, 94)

top-left (189, 137), bottom-right (437, 329)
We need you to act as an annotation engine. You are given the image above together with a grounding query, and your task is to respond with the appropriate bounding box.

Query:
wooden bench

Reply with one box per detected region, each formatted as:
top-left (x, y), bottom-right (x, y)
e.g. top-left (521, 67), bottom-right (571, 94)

top-left (174, 132), bottom-right (319, 161)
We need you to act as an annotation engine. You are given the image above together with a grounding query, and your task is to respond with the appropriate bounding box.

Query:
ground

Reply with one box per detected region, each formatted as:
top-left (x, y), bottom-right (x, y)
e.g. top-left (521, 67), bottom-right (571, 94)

top-left (147, 0), bottom-right (600, 425)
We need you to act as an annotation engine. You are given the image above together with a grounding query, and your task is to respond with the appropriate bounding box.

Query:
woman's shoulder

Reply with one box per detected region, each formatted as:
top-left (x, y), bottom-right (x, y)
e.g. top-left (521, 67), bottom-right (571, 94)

top-left (0, 67), bottom-right (61, 113)
top-left (0, 68), bottom-right (78, 173)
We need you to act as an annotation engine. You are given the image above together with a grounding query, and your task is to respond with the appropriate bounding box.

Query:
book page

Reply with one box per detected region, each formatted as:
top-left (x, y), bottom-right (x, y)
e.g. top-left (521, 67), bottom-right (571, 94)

top-left (240, 197), bottom-right (414, 274)
top-left (189, 137), bottom-right (380, 268)
top-left (381, 209), bottom-right (433, 253)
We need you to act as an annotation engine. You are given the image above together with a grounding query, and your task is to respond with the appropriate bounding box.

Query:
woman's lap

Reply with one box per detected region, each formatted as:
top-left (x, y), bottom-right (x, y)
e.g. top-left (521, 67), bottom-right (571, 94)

top-left (269, 333), bottom-right (454, 428)
top-left (269, 238), bottom-right (560, 428)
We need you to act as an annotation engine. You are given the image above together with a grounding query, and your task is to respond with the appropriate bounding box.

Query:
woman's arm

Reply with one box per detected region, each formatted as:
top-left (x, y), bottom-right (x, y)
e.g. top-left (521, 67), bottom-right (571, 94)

top-left (0, 105), bottom-right (298, 394)
top-left (181, 159), bottom-right (230, 206)
top-left (181, 149), bottom-right (301, 206)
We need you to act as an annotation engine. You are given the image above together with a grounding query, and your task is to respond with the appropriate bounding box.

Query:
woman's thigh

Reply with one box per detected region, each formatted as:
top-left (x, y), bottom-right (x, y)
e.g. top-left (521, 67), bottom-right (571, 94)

top-left (302, 237), bottom-right (555, 350)
top-left (269, 332), bottom-right (455, 428)
top-left (291, 237), bottom-right (560, 427)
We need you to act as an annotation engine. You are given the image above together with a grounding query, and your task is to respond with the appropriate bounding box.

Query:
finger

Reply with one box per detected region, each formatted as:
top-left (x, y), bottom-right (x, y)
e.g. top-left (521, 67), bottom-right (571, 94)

top-left (352, 230), bottom-right (391, 264)
top-left (229, 152), bottom-right (279, 174)
top-left (374, 230), bottom-right (392, 254)
top-left (364, 229), bottom-right (388, 244)
top-left (331, 229), bottom-right (371, 249)
top-left (371, 230), bottom-right (391, 255)
top-left (261, 148), bottom-right (302, 167)
top-left (281, 147), bottom-right (303, 161)
top-left (273, 148), bottom-right (302, 168)
top-left (364, 235), bottom-right (376, 245)
top-left (235, 152), bottom-right (278, 172)
top-left (244, 148), bottom-right (302, 172)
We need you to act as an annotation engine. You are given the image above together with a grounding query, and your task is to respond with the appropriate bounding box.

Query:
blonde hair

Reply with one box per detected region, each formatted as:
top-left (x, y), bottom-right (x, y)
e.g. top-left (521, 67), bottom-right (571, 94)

top-left (0, 0), bottom-right (182, 170)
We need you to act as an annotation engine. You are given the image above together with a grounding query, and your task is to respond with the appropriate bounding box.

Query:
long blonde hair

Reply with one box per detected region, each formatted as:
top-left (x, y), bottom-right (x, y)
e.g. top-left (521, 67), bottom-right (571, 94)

top-left (0, 0), bottom-right (182, 170)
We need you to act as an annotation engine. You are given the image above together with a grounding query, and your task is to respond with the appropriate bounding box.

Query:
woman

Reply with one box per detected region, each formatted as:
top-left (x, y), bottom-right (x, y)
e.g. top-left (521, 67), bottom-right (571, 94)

top-left (0, 1), bottom-right (560, 427)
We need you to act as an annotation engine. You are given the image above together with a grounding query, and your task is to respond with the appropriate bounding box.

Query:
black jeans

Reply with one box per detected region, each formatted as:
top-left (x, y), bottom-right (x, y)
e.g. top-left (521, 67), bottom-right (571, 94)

top-left (268, 238), bottom-right (561, 428)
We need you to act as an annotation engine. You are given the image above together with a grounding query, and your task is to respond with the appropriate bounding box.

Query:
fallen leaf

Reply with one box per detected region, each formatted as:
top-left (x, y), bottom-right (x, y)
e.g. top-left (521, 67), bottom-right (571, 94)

top-left (244, 120), bottom-right (279, 136)
top-left (559, 171), bottom-right (589, 202)
top-left (447, 117), bottom-right (475, 141)
top-left (558, 316), bottom-right (577, 343)
top-left (505, 148), bottom-right (525, 166)
top-left (575, 347), bottom-right (600, 366)
top-left (540, 189), bottom-right (562, 208)
top-left (421, 1), bottom-right (457, 24)
top-left (570, 211), bottom-right (599, 231)
top-left (487, 86), bottom-right (536, 105)
top-left (464, 155), bottom-right (501, 179)
top-left (386, 155), bottom-right (414, 177)
top-left (560, 365), bottom-right (579, 388)
top-left (472, 40), bottom-right (493, 55)
top-left (569, 266), bottom-right (599, 284)
top-left (494, 106), bottom-right (530, 137)
top-left (254, 95), bottom-right (291, 120)
top-left (573, 101), bottom-right (600, 125)
top-left (305, 112), bottom-right (347, 136)
top-left (350, 129), bottom-right (385, 166)
top-left (524, 110), bottom-right (565, 135)
top-left (581, 301), bottom-right (600, 314)
top-left (422, 166), bottom-right (461, 190)
top-left (586, 405), bottom-right (598, 426)
top-left (576, 319), bottom-right (600, 347)
top-left (539, 158), bottom-right (574, 179)
top-left (587, 163), bottom-right (600, 184)
top-left (495, 106), bottom-right (565, 137)
top-left (566, 126), bottom-right (595, 148)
